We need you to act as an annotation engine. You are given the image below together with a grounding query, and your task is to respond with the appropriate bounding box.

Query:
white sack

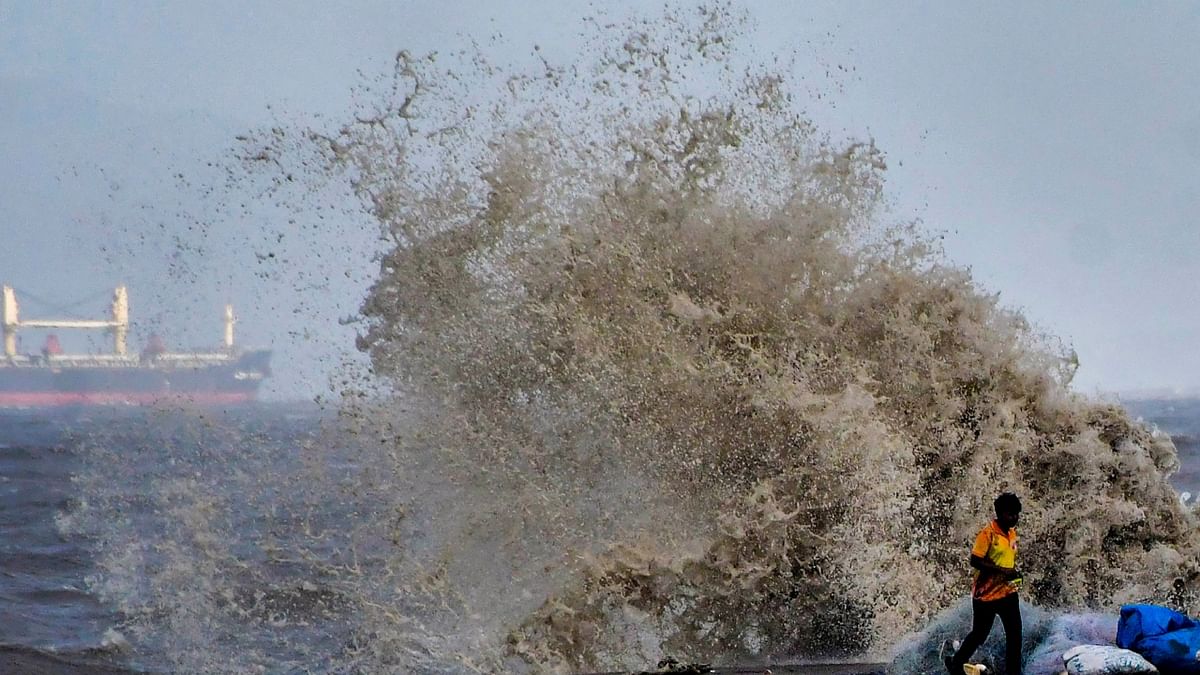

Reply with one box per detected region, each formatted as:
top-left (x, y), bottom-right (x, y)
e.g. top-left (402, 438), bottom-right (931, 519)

top-left (1063, 645), bottom-right (1157, 674)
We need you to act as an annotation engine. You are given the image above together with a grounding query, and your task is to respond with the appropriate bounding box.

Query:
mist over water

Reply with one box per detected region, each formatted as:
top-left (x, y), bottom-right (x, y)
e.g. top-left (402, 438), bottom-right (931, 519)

top-left (59, 5), bottom-right (1200, 673)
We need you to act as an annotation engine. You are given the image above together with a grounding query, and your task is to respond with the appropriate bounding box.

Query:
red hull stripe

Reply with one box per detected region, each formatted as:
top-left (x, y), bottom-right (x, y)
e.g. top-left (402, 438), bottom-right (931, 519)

top-left (0, 392), bottom-right (255, 407)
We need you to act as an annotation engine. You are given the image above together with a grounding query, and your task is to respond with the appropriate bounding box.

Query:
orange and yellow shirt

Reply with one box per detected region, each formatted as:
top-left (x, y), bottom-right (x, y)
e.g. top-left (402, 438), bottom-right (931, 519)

top-left (971, 520), bottom-right (1018, 601)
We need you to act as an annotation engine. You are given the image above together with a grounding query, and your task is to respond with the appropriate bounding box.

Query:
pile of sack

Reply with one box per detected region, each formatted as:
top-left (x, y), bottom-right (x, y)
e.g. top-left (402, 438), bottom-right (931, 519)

top-left (888, 601), bottom-right (1200, 674)
top-left (1058, 604), bottom-right (1200, 675)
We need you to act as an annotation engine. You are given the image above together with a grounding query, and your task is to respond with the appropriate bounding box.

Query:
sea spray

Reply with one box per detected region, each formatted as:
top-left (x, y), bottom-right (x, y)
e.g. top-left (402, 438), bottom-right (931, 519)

top-left (60, 406), bottom-right (363, 673)
top-left (327, 6), bottom-right (1199, 670)
top-left (66, 4), bottom-right (1200, 673)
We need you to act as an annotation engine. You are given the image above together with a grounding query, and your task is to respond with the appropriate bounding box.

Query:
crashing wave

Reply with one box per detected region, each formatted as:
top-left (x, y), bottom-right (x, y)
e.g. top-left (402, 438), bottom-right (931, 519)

top-left (69, 4), bottom-right (1200, 673)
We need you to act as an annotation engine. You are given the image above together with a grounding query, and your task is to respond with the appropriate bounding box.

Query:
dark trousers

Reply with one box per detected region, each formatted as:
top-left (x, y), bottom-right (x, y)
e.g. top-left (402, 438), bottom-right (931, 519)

top-left (950, 593), bottom-right (1021, 674)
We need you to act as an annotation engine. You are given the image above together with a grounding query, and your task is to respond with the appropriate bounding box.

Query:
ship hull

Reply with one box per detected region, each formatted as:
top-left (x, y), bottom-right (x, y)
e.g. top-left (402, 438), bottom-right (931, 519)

top-left (0, 350), bottom-right (270, 407)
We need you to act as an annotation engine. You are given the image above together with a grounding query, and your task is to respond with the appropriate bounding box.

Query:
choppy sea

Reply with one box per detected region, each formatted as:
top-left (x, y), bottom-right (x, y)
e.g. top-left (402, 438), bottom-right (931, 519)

top-left (0, 403), bottom-right (328, 674)
top-left (0, 397), bottom-right (1195, 674)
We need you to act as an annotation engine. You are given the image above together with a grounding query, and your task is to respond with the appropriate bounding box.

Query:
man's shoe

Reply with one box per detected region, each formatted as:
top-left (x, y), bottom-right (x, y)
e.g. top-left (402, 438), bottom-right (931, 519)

top-left (939, 639), bottom-right (957, 674)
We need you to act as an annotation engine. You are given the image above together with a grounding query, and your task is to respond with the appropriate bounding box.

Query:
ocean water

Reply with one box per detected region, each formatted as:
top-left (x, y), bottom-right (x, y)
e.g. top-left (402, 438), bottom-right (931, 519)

top-left (0, 411), bottom-right (123, 671)
top-left (0, 404), bottom-right (337, 673)
top-left (0, 399), bottom-right (1195, 673)
top-left (1126, 398), bottom-right (1200, 499)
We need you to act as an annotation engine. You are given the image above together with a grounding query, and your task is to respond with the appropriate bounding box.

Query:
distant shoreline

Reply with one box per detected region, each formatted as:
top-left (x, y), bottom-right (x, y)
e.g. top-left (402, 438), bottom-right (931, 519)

top-left (1114, 389), bottom-right (1200, 402)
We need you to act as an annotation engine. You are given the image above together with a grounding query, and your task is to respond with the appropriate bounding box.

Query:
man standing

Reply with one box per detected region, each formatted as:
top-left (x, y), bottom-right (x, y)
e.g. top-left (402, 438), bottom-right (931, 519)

top-left (946, 492), bottom-right (1023, 675)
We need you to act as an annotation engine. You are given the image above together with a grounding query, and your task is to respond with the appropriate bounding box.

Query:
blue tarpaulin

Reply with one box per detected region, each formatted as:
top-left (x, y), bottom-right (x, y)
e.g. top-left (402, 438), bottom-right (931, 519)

top-left (1117, 604), bottom-right (1200, 674)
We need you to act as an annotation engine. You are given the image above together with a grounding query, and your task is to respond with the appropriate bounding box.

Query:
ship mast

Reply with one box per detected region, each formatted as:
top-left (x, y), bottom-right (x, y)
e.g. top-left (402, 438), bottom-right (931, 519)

top-left (224, 303), bottom-right (235, 350)
top-left (2, 286), bottom-right (17, 357)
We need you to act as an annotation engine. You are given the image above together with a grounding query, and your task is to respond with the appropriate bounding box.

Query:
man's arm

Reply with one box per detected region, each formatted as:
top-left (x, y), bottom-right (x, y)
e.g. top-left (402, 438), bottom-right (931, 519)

top-left (970, 554), bottom-right (1020, 579)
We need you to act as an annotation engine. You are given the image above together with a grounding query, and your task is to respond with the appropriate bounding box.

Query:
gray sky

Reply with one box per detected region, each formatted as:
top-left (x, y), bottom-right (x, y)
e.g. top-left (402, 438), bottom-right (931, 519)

top-left (2, 2), bottom-right (1198, 396)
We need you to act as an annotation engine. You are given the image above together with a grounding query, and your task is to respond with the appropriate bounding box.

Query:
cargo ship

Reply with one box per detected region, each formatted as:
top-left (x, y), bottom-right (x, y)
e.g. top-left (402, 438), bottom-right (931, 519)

top-left (1, 285), bottom-right (270, 407)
